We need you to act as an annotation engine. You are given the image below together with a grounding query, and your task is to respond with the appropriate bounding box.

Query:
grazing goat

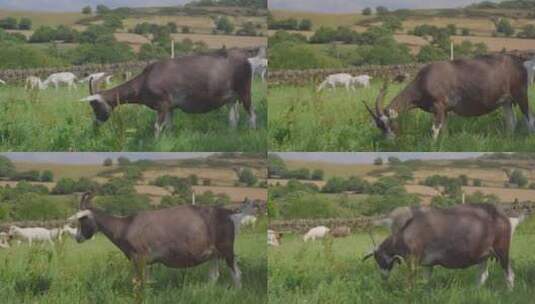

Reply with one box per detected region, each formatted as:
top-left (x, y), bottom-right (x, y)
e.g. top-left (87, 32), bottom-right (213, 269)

top-left (248, 57), bottom-right (268, 82)
top-left (317, 73), bottom-right (356, 92)
top-left (0, 232), bottom-right (10, 248)
top-left (268, 229), bottom-right (282, 247)
top-left (69, 192), bottom-right (244, 288)
top-left (362, 54), bottom-right (534, 139)
top-left (61, 224), bottom-right (77, 239)
top-left (80, 49), bottom-right (254, 138)
top-left (25, 76), bottom-right (46, 90)
top-left (363, 204), bottom-right (524, 289)
top-left (330, 226), bottom-right (351, 238)
top-left (44, 72), bottom-right (78, 90)
top-left (8, 226), bottom-right (54, 246)
top-left (303, 226), bottom-right (330, 242)
top-left (353, 75), bottom-right (372, 88)
top-left (80, 72), bottom-right (112, 85)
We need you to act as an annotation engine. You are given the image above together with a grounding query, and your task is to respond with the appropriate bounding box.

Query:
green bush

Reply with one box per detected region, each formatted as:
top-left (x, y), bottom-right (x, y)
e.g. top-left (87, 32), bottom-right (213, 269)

top-left (239, 168), bottom-right (258, 186)
top-left (160, 195), bottom-right (187, 207)
top-left (0, 155), bottom-right (15, 177)
top-left (311, 169), bottom-right (324, 181)
top-left (11, 193), bottom-right (64, 221)
top-left (360, 193), bottom-right (419, 216)
top-left (284, 193), bottom-right (336, 219)
top-left (509, 169), bottom-right (528, 188)
top-left (100, 177), bottom-right (135, 195)
top-left (269, 42), bottom-right (343, 70)
top-left (40, 170), bottom-right (54, 182)
top-left (52, 178), bottom-right (77, 194)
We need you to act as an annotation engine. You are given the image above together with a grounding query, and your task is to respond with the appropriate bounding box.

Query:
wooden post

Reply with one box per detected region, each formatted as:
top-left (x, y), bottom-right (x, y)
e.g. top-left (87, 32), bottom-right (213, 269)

top-left (461, 192), bottom-right (465, 204)
top-left (171, 39), bottom-right (175, 59)
top-left (192, 191), bottom-right (196, 205)
top-left (450, 41), bottom-right (454, 61)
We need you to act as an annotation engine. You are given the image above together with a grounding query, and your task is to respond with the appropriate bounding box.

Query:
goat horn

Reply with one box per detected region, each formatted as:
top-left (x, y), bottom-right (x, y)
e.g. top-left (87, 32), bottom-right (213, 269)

top-left (362, 248), bottom-right (375, 261)
top-left (89, 76), bottom-right (94, 95)
top-left (375, 80), bottom-right (389, 116)
top-left (392, 255), bottom-right (405, 264)
top-left (361, 100), bottom-right (378, 119)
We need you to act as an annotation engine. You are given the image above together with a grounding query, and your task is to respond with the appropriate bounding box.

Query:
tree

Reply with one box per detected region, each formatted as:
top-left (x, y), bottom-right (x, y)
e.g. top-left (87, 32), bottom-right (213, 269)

top-left (18, 17), bottom-right (32, 30)
top-left (117, 156), bottom-right (131, 166)
top-left (0, 155), bottom-right (15, 177)
top-left (461, 28), bottom-right (470, 36)
top-left (458, 174), bottom-right (469, 186)
top-left (362, 7), bottom-right (372, 16)
top-left (497, 18), bottom-right (514, 37)
top-left (376, 6), bottom-right (389, 15)
top-left (167, 22), bottom-right (178, 33)
top-left (52, 178), bottom-right (77, 194)
top-left (373, 157), bottom-right (383, 166)
top-left (473, 178), bottom-right (482, 187)
top-left (82, 6), bottom-right (92, 15)
top-left (0, 17), bottom-right (18, 30)
top-left (387, 156), bottom-right (402, 165)
top-left (509, 169), bottom-right (528, 188)
top-left (96, 4), bottom-right (111, 16)
top-left (103, 14), bottom-right (123, 30)
top-left (182, 26), bottom-right (191, 33)
top-left (103, 158), bottom-right (113, 166)
top-left (238, 168), bottom-right (257, 186)
top-left (268, 154), bottom-right (287, 177)
top-left (298, 19), bottom-right (312, 31)
top-left (311, 169), bottom-right (324, 181)
top-left (216, 16), bottom-right (234, 34)
top-left (446, 24), bottom-right (457, 36)
top-left (40, 170), bottom-right (54, 182)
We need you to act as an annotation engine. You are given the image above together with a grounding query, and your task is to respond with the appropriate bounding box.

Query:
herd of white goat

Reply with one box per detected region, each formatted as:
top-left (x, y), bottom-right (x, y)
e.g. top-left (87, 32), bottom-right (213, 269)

top-left (0, 224), bottom-right (78, 248)
top-left (316, 73), bottom-right (372, 92)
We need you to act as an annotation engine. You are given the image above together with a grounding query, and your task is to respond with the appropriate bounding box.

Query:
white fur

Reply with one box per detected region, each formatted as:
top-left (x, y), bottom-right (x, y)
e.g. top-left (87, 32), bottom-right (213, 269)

top-left (62, 224), bottom-right (77, 238)
top-left (317, 73), bottom-right (355, 92)
top-left (44, 72), bottom-right (77, 90)
top-left (268, 229), bottom-right (282, 247)
top-left (80, 72), bottom-right (112, 85)
top-left (80, 94), bottom-right (105, 103)
top-left (68, 209), bottom-right (93, 221)
top-left (240, 215), bottom-right (257, 227)
top-left (352, 75), bottom-right (372, 88)
top-left (303, 226), bottom-right (330, 242)
top-left (248, 57), bottom-right (268, 82)
top-left (0, 79), bottom-right (5, 85)
top-left (8, 226), bottom-right (54, 246)
top-left (25, 76), bottom-right (46, 90)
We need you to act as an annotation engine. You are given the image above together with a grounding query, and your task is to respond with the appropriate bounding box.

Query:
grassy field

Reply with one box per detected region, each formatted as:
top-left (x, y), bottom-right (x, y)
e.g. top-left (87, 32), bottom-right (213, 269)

top-left (270, 10), bottom-right (371, 30)
top-left (0, 223), bottom-right (267, 304)
top-left (0, 9), bottom-right (84, 27)
top-left (269, 219), bottom-right (535, 304)
top-left (0, 80), bottom-right (267, 152)
top-left (269, 82), bottom-right (535, 151)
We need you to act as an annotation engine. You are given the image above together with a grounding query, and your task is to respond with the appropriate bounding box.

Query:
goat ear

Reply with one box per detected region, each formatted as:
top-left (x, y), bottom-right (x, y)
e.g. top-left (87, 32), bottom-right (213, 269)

top-left (80, 192), bottom-right (94, 209)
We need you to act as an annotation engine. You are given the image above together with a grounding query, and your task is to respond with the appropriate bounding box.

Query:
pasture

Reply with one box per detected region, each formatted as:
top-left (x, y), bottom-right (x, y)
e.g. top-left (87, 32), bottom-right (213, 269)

top-left (269, 220), bottom-right (535, 304)
top-left (268, 82), bottom-right (535, 151)
top-left (0, 79), bottom-right (267, 152)
top-left (0, 224), bottom-right (267, 304)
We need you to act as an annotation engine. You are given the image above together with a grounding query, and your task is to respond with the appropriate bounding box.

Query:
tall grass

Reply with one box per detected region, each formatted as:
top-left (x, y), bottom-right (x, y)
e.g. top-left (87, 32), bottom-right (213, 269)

top-left (0, 80), bottom-right (267, 152)
top-left (269, 219), bottom-right (535, 304)
top-left (269, 82), bottom-right (535, 151)
top-left (0, 224), bottom-right (267, 303)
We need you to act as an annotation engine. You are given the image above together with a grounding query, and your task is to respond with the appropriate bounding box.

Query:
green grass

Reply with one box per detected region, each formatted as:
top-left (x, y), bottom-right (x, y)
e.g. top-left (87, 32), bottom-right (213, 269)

top-left (269, 219), bottom-right (535, 304)
top-left (0, 80), bottom-right (266, 152)
top-left (0, 225), bottom-right (267, 303)
top-left (269, 82), bottom-right (535, 151)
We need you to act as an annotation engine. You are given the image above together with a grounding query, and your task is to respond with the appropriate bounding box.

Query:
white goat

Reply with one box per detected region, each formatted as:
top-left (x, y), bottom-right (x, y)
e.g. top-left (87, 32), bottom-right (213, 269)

top-left (80, 72), bottom-right (112, 85)
top-left (61, 224), bottom-right (77, 239)
top-left (49, 228), bottom-right (63, 241)
top-left (44, 72), bottom-right (78, 90)
top-left (317, 73), bottom-right (355, 92)
top-left (0, 232), bottom-right (10, 248)
top-left (240, 215), bottom-right (257, 227)
top-left (248, 57), bottom-right (268, 82)
top-left (524, 60), bottom-right (535, 86)
top-left (268, 229), bottom-right (282, 247)
top-left (8, 226), bottom-right (54, 246)
top-left (25, 76), bottom-right (46, 90)
top-left (303, 226), bottom-right (330, 242)
top-left (352, 75), bottom-right (372, 88)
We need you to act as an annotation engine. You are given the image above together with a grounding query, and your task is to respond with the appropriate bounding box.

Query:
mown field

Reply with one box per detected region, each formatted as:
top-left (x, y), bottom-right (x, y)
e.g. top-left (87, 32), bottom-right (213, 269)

top-left (269, 218), bottom-right (535, 304)
top-left (269, 82), bottom-right (535, 151)
top-left (0, 222), bottom-right (267, 304)
top-left (0, 80), bottom-right (267, 152)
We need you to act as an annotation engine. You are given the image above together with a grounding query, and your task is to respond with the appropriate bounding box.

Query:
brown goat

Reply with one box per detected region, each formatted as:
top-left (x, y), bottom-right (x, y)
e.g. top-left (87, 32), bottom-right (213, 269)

top-left (364, 203), bottom-right (524, 289)
top-left (68, 192), bottom-right (243, 288)
top-left (363, 54), bottom-right (534, 139)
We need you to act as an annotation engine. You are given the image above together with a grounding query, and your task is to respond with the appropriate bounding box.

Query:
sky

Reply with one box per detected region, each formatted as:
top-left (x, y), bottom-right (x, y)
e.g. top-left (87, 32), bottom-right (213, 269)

top-left (0, 0), bottom-right (191, 12)
top-left (274, 152), bottom-right (486, 164)
top-left (269, 0), bottom-right (489, 13)
top-left (1, 152), bottom-right (214, 164)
